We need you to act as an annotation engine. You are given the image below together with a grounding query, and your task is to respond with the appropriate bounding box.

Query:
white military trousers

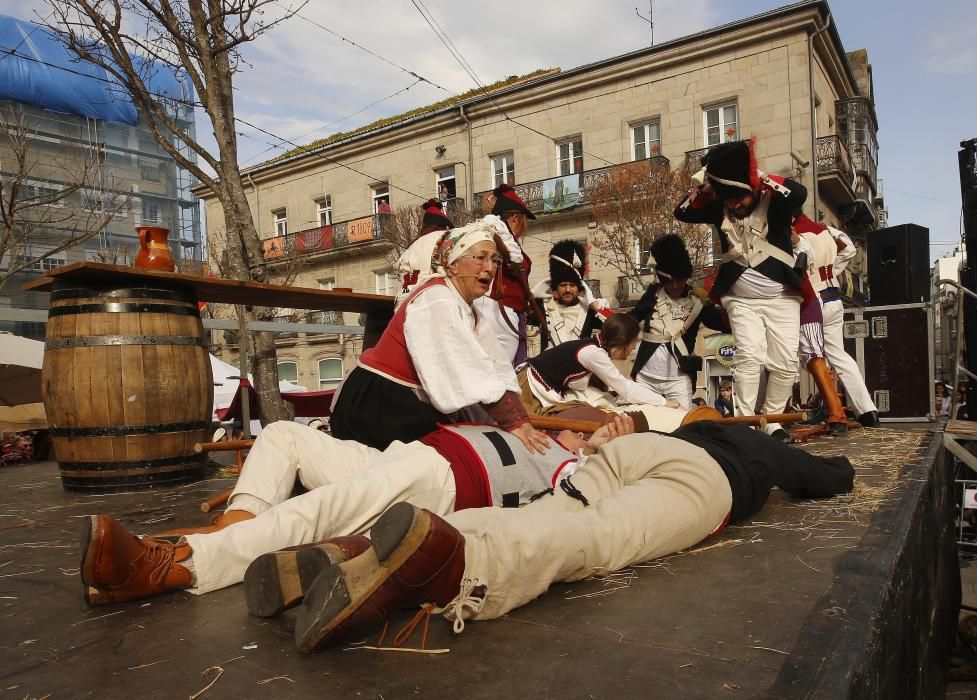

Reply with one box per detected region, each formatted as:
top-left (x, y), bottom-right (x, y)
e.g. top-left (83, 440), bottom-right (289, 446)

top-left (441, 433), bottom-right (732, 622)
top-left (722, 295), bottom-right (801, 433)
top-left (822, 299), bottom-right (877, 416)
top-left (185, 422), bottom-right (455, 594)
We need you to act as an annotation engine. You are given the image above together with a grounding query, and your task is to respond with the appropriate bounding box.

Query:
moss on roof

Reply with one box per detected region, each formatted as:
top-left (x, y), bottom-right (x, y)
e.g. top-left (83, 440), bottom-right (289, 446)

top-left (259, 68), bottom-right (559, 168)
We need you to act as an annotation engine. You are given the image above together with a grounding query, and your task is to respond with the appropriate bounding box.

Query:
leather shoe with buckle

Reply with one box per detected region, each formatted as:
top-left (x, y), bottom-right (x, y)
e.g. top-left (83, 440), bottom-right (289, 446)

top-left (244, 535), bottom-right (371, 618)
top-left (294, 502), bottom-right (466, 653)
top-left (81, 515), bottom-right (192, 605)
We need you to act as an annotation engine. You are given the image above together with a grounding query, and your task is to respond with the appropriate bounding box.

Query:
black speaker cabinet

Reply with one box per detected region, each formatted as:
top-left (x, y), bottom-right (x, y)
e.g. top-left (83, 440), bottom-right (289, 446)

top-left (843, 304), bottom-right (934, 420)
top-left (867, 224), bottom-right (930, 305)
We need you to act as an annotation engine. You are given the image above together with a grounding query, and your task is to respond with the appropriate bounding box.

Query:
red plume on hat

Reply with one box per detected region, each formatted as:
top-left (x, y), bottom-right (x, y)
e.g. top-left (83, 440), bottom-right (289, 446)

top-left (421, 198), bottom-right (453, 230)
top-left (491, 183), bottom-right (537, 220)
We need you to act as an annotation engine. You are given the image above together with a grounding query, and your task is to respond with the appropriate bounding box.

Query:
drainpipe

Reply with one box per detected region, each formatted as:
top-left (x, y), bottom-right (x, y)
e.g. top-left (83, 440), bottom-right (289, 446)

top-left (808, 11), bottom-right (831, 221)
top-left (459, 105), bottom-right (475, 208)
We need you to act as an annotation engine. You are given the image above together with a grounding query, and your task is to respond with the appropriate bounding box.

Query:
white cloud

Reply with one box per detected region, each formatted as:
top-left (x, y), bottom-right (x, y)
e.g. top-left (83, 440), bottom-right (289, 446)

top-left (923, 24), bottom-right (977, 75)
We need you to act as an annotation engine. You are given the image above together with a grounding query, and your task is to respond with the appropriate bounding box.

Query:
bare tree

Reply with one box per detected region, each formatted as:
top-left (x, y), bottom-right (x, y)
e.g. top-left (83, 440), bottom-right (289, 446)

top-left (377, 200), bottom-right (479, 273)
top-left (0, 106), bottom-right (129, 291)
top-left (45, 0), bottom-right (307, 423)
top-left (589, 159), bottom-right (713, 294)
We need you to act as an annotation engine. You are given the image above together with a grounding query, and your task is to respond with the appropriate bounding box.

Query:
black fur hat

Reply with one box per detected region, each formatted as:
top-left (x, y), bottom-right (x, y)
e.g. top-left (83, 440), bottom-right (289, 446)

top-left (549, 239), bottom-right (586, 287)
top-left (703, 138), bottom-right (758, 201)
top-left (649, 234), bottom-right (693, 280)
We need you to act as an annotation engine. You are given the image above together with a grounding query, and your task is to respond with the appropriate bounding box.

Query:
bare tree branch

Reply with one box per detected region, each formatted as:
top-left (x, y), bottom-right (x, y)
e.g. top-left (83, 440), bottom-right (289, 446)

top-left (41, 0), bottom-right (306, 423)
top-left (0, 105), bottom-right (130, 291)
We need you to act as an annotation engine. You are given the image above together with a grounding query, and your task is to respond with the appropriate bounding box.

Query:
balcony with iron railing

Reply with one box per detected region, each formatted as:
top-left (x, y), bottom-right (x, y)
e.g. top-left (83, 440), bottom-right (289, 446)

top-left (259, 212), bottom-right (391, 262)
top-left (471, 157), bottom-right (670, 218)
top-left (259, 198), bottom-right (467, 263)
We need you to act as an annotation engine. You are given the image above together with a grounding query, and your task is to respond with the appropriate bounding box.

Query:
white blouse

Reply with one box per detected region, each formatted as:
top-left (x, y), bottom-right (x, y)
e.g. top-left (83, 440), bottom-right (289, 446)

top-left (528, 344), bottom-right (668, 409)
top-left (403, 282), bottom-right (520, 414)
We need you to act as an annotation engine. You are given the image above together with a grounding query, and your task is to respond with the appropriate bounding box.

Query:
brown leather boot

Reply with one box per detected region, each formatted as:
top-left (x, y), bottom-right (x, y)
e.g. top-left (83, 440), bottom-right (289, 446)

top-left (243, 535), bottom-right (371, 618)
top-left (807, 357), bottom-right (847, 434)
top-left (294, 502), bottom-right (466, 653)
top-left (154, 509), bottom-right (256, 538)
top-left (81, 515), bottom-right (193, 605)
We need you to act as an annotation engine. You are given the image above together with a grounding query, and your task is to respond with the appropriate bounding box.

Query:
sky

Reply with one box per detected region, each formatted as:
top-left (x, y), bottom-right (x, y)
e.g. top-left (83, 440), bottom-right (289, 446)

top-left (1, 0), bottom-right (973, 264)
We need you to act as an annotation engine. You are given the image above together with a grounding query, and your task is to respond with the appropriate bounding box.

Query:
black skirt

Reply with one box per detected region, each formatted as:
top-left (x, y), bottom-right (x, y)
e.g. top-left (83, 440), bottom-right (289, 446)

top-left (329, 366), bottom-right (451, 449)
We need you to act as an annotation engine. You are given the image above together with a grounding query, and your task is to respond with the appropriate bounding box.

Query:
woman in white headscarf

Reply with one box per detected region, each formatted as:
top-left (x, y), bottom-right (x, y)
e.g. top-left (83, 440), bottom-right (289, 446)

top-left (330, 221), bottom-right (550, 452)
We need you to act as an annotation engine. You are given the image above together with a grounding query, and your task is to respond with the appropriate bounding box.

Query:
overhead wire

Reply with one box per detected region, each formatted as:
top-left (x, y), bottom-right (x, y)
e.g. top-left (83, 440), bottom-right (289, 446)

top-left (238, 78), bottom-right (424, 166)
top-left (409, 0), bottom-right (615, 168)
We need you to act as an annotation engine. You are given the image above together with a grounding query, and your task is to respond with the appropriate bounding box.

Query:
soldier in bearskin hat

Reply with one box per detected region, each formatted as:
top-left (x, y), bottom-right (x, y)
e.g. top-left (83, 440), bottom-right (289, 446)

top-left (394, 199), bottom-right (454, 305)
top-left (472, 184), bottom-right (538, 364)
top-left (630, 234), bottom-right (728, 408)
top-left (674, 138), bottom-right (810, 439)
top-left (530, 239), bottom-right (612, 349)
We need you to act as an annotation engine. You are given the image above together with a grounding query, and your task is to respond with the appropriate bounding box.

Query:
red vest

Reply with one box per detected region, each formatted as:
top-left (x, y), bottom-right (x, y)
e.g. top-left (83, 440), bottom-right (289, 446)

top-left (359, 277), bottom-right (448, 388)
top-left (496, 253), bottom-right (532, 312)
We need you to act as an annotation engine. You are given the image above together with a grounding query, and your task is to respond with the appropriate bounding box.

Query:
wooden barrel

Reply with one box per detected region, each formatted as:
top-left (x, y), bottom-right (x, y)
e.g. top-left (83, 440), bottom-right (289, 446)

top-left (42, 280), bottom-right (214, 492)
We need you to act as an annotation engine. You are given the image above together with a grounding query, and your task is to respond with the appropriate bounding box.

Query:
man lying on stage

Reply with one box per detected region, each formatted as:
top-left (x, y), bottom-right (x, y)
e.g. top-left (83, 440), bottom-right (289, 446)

top-left (80, 418), bottom-right (853, 655)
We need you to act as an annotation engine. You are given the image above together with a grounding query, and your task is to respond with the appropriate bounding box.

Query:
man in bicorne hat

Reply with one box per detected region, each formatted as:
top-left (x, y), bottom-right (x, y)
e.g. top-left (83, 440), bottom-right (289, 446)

top-left (630, 234), bottom-right (728, 408)
top-left (394, 199), bottom-right (454, 305)
top-left (793, 214), bottom-right (879, 428)
top-left (674, 139), bottom-right (811, 439)
top-left (472, 184), bottom-right (537, 364)
top-left (531, 239), bottom-right (612, 349)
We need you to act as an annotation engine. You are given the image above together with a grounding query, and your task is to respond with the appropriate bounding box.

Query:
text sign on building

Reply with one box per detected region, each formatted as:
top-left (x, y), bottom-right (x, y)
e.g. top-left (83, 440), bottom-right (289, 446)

top-left (347, 217), bottom-right (375, 243)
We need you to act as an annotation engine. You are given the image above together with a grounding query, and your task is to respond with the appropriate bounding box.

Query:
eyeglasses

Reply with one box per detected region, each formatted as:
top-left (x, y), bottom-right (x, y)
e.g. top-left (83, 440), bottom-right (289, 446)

top-left (458, 253), bottom-right (503, 267)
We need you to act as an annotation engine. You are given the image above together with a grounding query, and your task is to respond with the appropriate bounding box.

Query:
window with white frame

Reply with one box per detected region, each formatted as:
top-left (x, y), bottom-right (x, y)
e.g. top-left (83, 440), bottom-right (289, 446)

top-left (436, 167), bottom-right (456, 201)
top-left (318, 278), bottom-right (335, 291)
top-left (492, 153), bottom-right (515, 188)
top-left (318, 358), bottom-right (344, 390)
top-left (23, 181), bottom-right (63, 206)
top-left (374, 271), bottom-right (395, 295)
top-left (372, 184), bottom-right (390, 213)
top-left (277, 361), bottom-right (298, 385)
top-left (704, 102), bottom-right (738, 146)
top-left (557, 137), bottom-right (584, 176)
top-left (316, 197), bottom-right (332, 226)
top-left (141, 198), bottom-right (161, 224)
top-left (273, 209), bottom-right (287, 236)
top-left (631, 120), bottom-right (662, 161)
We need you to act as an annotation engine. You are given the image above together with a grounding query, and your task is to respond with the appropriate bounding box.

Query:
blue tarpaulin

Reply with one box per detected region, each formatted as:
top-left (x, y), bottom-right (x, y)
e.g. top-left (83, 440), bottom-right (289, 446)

top-left (0, 13), bottom-right (193, 126)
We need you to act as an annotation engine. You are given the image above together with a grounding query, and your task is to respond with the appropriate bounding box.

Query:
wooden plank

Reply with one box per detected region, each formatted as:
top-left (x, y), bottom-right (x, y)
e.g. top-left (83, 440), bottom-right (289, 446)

top-left (24, 261), bottom-right (394, 313)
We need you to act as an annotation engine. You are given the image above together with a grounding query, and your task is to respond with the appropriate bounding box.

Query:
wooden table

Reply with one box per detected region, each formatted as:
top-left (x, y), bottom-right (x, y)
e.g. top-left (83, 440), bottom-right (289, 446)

top-left (25, 263), bottom-right (394, 491)
top-left (24, 261), bottom-right (395, 346)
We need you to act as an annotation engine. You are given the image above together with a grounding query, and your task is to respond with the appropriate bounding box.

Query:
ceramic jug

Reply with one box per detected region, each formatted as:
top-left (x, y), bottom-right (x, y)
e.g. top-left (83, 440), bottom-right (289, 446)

top-left (134, 225), bottom-right (175, 271)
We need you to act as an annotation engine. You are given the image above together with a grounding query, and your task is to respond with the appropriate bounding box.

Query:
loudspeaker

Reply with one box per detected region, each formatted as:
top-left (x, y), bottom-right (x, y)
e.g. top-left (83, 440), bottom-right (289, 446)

top-left (867, 224), bottom-right (930, 306)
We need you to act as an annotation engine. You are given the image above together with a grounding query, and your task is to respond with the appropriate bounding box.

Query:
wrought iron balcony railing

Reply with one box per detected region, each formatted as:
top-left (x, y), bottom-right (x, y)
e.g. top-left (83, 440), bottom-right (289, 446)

top-left (815, 135), bottom-right (854, 179)
top-left (260, 213), bottom-right (390, 261)
top-left (260, 198), bottom-right (467, 262)
top-left (472, 158), bottom-right (669, 217)
top-left (684, 147), bottom-right (710, 169)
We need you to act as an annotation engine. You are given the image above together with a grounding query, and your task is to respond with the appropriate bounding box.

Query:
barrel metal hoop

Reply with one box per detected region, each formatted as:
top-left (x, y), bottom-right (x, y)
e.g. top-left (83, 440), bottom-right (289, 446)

top-left (48, 302), bottom-right (198, 317)
top-left (50, 287), bottom-right (196, 304)
top-left (45, 335), bottom-right (205, 349)
top-left (57, 453), bottom-right (207, 471)
top-left (50, 420), bottom-right (210, 437)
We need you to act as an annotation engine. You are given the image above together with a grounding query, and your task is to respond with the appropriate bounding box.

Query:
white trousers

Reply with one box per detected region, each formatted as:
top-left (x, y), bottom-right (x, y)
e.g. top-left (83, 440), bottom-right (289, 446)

top-left (723, 295), bottom-right (800, 434)
top-left (442, 433), bottom-right (732, 621)
top-left (635, 374), bottom-right (694, 408)
top-left (472, 296), bottom-right (519, 363)
top-left (822, 300), bottom-right (877, 415)
top-left (186, 422), bottom-right (456, 594)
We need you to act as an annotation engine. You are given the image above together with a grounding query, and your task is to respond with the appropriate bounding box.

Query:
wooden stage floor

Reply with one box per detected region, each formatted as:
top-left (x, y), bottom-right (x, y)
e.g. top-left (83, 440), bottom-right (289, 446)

top-left (0, 424), bottom-right (956, 699)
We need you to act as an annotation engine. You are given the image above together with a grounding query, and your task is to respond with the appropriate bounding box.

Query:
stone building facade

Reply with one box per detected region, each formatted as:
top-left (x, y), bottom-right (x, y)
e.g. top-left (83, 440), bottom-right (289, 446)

top-left (198, 0), bottom-right (882, 393)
